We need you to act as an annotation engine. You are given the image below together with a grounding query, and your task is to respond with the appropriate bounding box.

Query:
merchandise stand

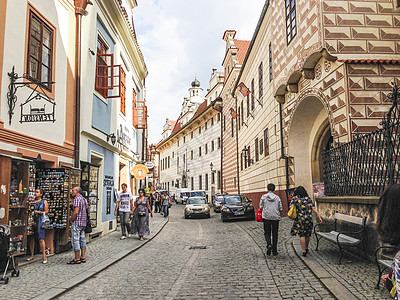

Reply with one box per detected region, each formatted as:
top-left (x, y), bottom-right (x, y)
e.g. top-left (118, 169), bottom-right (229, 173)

top-left (81, 162), bottom-right (100, 229)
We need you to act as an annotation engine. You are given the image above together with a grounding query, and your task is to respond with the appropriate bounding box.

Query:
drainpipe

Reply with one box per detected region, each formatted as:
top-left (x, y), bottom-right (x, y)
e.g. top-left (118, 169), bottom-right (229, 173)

top-left (279, 103), bottom-right (290, 192)
top-left (211, 97), bottom-right (223, 194)
top-left (74, 0), bottom-right (92, 168)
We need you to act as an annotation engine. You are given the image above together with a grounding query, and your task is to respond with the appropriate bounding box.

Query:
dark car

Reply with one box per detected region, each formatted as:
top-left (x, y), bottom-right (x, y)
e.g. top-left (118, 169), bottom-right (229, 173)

top-left (221, 195), bottom-right (255, 222)
top-left (213, 195), bottom-right (224, 213)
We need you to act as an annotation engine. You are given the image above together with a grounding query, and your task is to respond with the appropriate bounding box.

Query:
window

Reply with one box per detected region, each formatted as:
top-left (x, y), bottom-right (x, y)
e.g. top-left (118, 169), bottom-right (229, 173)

top-left (217, 137), bottom-right (221, 149)
top-left (211, 141), bottom-right (215, 151)
top-left (241, 101), bottom-right (244, 126)
top-left (199, 175), bottom-right (202, 190)
top-left (172, 152), bottom-right (174, 158)
top-left (260, 139), bottom-right (264, 155)
top-left (96, 37), bottom-right (109, 98)
top-left (212, 172), bottom-right (215, 184)
top-left (183, 154), bottom-right (186, 164)
top-left (27, 11), bottom-right (54, 91)
top-left (132, 89), bottom-right (137, 124)
top-left (191, 150), bottom-right (193, 160)
top-left (255, 138), bottom-right (259, 162)
top-left (248, 145), bottom-right (251, 166)
top-left (238, 107), bottom-right (241, 131)
top-left (259, 62), bottom-right (263, 99)
top-left (264, 128), bottom-right (269, 156)
top-left (240, 153), bottom-right (243, 171)
top-left (223, 115), bottom-right (226, 131)
top-left (191, 131), bottom-right (194, 139)
top-left (120, 68), bottom-right (126, 115)
top-left (168, 156), bottom-right (170, 168)
top-left (176, 180), bottom-right (180, 188)
top-left (177, 140), bottom-right (180, 147)
top-left (199, 126), bottom-right (202, 134)
top-left (205, 121), bottom-right (208, 130)
top-left (211, 117), bottom-right (214, 126)
top-left (183, 136), bottom-right (186, 143)
top-left (177, 157), bottom-right (179, 168)
top-left (191, 177), bottom-right (194, 190)
top-left (205, 144), bottom-right (208, 154)
top-left (247, 95), bottom-right (250, 117)
top-left (205, 174), bottom-right (208, 190)
top-left (269, 43), bottom-right (273, 82)
top-left (234, 177), bottom-right (236, 189)
top-left (217, 114), bottom-right (221, 122)
top-left (285, 0), bottom-right (297, 44)
top-left (251, 79), bottom-right (255, 110)
top-left (217, 171), bottom-right (221, 189)
top-left (199, 147), bottom-right (202, 157)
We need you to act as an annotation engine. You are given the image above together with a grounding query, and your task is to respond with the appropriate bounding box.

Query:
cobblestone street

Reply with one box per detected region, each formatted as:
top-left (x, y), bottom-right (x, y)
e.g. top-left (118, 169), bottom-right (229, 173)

top-left (0, 205), bottom-right (394, 299)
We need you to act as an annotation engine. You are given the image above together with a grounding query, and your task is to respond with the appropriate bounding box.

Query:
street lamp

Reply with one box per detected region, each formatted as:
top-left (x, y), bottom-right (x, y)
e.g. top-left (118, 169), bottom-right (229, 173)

top-left (210, 162), bottom-right (214, 172)
top-left (242, 146), bottom-right (253, 165)
top-left (107, 133), bottom-right (117, 145)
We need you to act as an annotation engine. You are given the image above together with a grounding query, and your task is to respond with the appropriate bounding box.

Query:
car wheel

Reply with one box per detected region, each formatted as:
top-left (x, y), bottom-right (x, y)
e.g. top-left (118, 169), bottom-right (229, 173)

top-left (207, 214), bottom-right (210, 218)
top-left (184, 215), bottom-right (189, 219)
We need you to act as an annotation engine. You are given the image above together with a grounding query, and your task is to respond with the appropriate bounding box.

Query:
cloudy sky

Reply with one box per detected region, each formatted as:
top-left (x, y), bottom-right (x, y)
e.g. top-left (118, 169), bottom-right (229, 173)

top-left (134, 0), bottom-right (266, 143)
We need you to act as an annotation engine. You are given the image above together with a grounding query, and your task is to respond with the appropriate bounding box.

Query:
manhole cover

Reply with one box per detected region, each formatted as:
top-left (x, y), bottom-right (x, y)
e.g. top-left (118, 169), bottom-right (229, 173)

top-left (189, 245), bottom-right (207, 250)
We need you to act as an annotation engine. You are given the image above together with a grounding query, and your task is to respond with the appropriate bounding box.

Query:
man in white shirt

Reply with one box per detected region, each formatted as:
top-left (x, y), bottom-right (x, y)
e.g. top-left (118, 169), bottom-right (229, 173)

top-left (114, 183), bottom-right (134, 239)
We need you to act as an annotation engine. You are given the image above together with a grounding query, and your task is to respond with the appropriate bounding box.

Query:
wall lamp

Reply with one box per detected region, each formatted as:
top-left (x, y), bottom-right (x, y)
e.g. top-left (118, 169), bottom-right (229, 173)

top-left (107, 133), bottom-right (116, 145)
top-left (242, 146), bottom-right (253, 165)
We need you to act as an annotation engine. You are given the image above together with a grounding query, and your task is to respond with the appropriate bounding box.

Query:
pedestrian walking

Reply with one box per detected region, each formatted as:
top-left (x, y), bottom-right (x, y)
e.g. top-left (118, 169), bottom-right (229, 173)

top-left (161, 191), bottom-right (170, 218)
top-left (154, 192), bottom-right (161, 213)
top-left (67, 187), bottom-right (88, 264)
top-left (376, 184), bottom-right (400, 298)
top-left (259, 183), bottom-right (282, 256)
top-left (149, 193), bottom-right (155, 212)
top-left (131, 188), bottom-right (153, 241)
top-left (27, 189), bottom-right (48, 264)
top-left (289, 186), bottom-right (322, 257)
top-left (115, 183), bottom-right (134, 240)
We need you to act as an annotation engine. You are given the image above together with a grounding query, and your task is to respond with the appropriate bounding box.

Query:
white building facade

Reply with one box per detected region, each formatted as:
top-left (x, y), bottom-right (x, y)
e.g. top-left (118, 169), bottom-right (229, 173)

top-left (158, 72), bottom-right (224, 202)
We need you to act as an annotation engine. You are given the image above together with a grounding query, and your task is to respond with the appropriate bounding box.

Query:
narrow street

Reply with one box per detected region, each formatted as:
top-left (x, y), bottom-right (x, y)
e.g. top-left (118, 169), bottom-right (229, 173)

top-left (57, 205), bottom-right (332, 300)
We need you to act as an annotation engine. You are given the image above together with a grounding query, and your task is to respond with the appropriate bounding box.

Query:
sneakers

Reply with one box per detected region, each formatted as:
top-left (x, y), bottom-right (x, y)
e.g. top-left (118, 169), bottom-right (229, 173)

top-left (266, 245), bottom-right (272, 256)
top-left (128, 234), bottom-right (133, 238)
top-left (120, 236), bottom-right (126, 240)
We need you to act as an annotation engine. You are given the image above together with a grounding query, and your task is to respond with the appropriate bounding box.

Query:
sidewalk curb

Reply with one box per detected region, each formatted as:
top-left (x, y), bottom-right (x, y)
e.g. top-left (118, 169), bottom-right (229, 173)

top-left (292, 239), bottom-right (357, 300)
top-left (33, 217), bottom-right (169, 300)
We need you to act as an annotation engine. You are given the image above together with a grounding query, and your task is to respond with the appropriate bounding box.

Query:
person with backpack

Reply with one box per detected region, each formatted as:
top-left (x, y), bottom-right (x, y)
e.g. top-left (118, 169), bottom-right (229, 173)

top-left (131, 188), bottom-right (153, 241)
top-left (259, 183), bottom-right (282, 256)
top-left (376, 184), bottom-right (400, 299)
top-left (115, 183), bottom-right (134, 240)
top-left (154, 191), bottom-right (161, 213)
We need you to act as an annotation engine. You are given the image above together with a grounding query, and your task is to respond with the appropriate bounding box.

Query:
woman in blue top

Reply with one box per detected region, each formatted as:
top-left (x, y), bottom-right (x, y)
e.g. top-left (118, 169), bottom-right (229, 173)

top-left (27, 189), bottom-right (49, 264)
top-left (376, 184), bottom-right (400, 299)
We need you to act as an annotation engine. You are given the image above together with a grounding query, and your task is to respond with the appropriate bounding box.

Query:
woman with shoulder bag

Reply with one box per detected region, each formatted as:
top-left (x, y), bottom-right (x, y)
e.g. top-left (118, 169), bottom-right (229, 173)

top-left (289, 186), bottom-right (322, 257)
top-left (27, 189), bottom-right (49, 264)
top-left (131, 188), bottom-right (153, 241)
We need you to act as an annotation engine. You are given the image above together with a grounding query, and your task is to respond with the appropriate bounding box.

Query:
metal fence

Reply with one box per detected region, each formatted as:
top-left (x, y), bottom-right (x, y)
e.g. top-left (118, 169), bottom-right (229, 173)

top-left (323, 83), bottom-right (400, 196)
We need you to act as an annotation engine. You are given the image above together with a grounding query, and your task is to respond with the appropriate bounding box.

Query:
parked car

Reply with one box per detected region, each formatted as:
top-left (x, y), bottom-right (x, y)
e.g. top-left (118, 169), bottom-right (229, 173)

top-left (175, 188), bottom-right (190, 204)
top-left (214, 195), bottom-right (224, 213)
top-left (221, 195), bottom-right (255, 222)
top-left (184, 197), bottom-right (210, 219)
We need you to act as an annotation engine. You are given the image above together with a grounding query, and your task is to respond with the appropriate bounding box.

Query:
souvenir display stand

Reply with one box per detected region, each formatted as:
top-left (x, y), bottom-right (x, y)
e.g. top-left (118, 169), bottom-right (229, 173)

top-left (81, 162), bottom-right (100, 229)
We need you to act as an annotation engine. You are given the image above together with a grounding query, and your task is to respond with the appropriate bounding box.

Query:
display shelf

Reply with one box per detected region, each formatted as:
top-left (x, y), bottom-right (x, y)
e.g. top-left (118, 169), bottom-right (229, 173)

top-left (11, 225), bottom-right (26, 228)
top-left (9, 206), bottom-right (26, 209)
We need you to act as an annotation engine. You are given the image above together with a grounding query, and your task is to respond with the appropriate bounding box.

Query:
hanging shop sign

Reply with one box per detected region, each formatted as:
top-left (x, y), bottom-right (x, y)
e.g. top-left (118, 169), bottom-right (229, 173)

top-left (131, 164), bottom-right (149, 180)
top-left (144, 161), bottom-right (155, 169)
top-left (117, 124), bottom-right (131, 148)
top-left (20, 92), bottom-right (56, 123)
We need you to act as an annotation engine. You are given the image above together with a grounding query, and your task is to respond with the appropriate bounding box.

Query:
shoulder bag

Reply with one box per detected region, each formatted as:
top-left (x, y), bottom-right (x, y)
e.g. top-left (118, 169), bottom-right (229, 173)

top-left (288, 205), bottom-right (297, 220)
top-left (85, 200), bottom-right (92, 233)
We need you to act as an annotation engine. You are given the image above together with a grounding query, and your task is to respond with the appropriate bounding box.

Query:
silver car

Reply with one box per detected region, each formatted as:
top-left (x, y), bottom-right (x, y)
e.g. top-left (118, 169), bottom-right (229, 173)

top-left (184, 197), bottom-right (210, 219)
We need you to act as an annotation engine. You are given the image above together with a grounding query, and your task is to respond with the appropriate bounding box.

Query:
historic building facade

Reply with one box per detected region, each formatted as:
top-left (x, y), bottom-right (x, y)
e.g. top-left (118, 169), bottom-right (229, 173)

top-left (158, 72), bottom-right (224, 201)
top-left (229, 0), bottom-right (400, 211)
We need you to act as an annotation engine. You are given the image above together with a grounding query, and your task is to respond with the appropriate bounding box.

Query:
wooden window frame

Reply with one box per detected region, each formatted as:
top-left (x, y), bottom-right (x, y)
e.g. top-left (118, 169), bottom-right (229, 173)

top-left (258, 62), bottom-right (263, 99)
top-left (264, 128), bottom-right (270, 156)
top-left (26, 9), bottom-right (55, 92)
top-left (260, 139), bottom-right (264, 155)
top-left (269, 43), bottom-right (273, 82)
top-left (251, 79), bottom-right (255, 110)
top-left (285, 0), bottom-right (297, 45)
top-left (255, 138), bottom-right (259, 162)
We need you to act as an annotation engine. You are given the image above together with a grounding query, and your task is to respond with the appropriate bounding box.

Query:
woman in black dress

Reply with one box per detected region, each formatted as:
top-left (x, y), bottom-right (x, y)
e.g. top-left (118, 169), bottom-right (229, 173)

top-left (290, 186), bottom-right (322, 257)
top-left (131, 189), bottom-right (153, 240)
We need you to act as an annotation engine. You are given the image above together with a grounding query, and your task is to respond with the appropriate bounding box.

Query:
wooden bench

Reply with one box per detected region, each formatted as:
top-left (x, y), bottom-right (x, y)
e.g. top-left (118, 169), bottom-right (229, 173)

top-left (374, 245), bottom-right (398, 289)
top-left (314, 212), bottom-right (367, 264)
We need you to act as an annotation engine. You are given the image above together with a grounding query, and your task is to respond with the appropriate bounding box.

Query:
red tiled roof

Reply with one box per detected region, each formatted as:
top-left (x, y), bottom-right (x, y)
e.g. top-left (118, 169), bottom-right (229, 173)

top-left (338, 59), bottom-right (400, 64)
top-left (170, 116), bottom-right (181, 136)
top-left (169, 120), bottom-right (176, 129)
top-left (192, 100), bottom-right (208, 119)
top-left (233, 40), bottom-right (251, 65)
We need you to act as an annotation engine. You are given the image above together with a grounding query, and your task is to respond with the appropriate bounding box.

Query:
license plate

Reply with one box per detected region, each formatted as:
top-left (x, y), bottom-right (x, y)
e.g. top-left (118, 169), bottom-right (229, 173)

top-left (235, 211), bottom-right (244, 215)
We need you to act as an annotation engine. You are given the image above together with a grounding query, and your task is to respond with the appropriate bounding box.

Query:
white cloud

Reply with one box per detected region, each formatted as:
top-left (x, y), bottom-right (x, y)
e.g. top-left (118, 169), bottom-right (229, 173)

top-left (134, 0), bottom-right (266, 143)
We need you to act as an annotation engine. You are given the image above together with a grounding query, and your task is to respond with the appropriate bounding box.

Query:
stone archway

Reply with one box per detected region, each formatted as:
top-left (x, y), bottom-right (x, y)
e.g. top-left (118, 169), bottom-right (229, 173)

top-left (287, 95), bottom-right (331, 194)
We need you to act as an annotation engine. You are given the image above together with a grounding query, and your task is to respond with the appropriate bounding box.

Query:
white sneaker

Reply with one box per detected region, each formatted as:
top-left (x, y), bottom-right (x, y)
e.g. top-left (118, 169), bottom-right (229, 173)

top-left (120, 236), bottom-right (126, 240)
top-left (128, 234), bottom-right (133, 238)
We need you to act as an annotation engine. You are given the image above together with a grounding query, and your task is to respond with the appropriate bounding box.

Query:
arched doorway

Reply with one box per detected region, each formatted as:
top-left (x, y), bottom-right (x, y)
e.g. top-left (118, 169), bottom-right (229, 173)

top-left (287, 95), bottom-right (332, 194)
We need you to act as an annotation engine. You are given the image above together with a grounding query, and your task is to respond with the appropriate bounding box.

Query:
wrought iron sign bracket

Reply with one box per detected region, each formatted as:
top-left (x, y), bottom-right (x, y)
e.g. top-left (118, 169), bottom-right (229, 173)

top-left (7, 66), bottom-right (55, 125)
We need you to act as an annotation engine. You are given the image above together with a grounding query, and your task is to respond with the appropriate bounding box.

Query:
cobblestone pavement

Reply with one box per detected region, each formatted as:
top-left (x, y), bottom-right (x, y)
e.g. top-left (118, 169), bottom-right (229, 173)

top-left (58, 206), bottom-right (333, 300)
top-left (0, 213), bottom-right (167, 299)
top-left (240, 218), bottom-right (391, 300)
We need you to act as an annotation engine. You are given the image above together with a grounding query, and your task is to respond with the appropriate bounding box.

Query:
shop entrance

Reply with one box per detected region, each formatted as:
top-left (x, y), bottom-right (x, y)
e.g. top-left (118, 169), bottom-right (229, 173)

top-left (287, 95), bottom-right (331, 195)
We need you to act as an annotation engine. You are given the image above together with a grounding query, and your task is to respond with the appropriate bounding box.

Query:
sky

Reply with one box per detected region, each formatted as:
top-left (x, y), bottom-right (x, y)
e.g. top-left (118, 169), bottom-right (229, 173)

top-left (134, 0), bottom-right (266, 144)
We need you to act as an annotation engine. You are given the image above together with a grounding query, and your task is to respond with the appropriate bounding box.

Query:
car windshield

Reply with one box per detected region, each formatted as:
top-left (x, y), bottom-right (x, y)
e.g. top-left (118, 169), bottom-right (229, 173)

top-left (188, 198), bottom-right (206, 204)
top-left (191, 191), bottom-right (206, 197)
top-left (215, 197), bottom-right (223, 202)
top-left (181, 192), bottom-right (189, 197)
top-left (224, 196), bottom-right (241, 204)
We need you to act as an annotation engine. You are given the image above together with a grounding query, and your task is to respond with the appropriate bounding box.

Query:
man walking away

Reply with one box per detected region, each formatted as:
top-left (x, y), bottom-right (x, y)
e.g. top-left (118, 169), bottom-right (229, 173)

top-left (259, 183), bottom-right (282, 256)
top-left (68, 187), bottom-right (88, 264)
top-left (115, 183), bottom-right (134, 239)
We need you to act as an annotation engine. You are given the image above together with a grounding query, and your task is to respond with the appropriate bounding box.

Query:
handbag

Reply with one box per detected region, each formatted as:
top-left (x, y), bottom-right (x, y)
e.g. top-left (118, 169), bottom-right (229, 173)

top-left (41, 213), bottom-right (51, 229)
top-left (288, 205), bottom-right (297, 220)
top-left (85, 207), bottom-right (92, 233)
top-left (256, 209), bottom-right (263, 222)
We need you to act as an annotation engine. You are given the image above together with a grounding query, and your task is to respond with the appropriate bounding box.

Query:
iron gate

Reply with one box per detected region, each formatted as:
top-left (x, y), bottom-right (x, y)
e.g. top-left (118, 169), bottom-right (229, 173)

top-left (323, 83), bottom-right (400, 196)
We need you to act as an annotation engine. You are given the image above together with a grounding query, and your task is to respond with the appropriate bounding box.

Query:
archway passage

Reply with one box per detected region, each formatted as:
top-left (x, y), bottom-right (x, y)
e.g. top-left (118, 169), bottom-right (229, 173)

top-left (287, 95), bottom-right (331, 195)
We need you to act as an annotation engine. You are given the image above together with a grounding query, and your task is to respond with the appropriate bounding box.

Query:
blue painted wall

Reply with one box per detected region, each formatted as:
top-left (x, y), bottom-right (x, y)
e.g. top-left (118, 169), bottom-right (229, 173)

top-left (92, 18), bottom-right (115, 134)
top-left (88, 141), bottom-right (117, 224)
